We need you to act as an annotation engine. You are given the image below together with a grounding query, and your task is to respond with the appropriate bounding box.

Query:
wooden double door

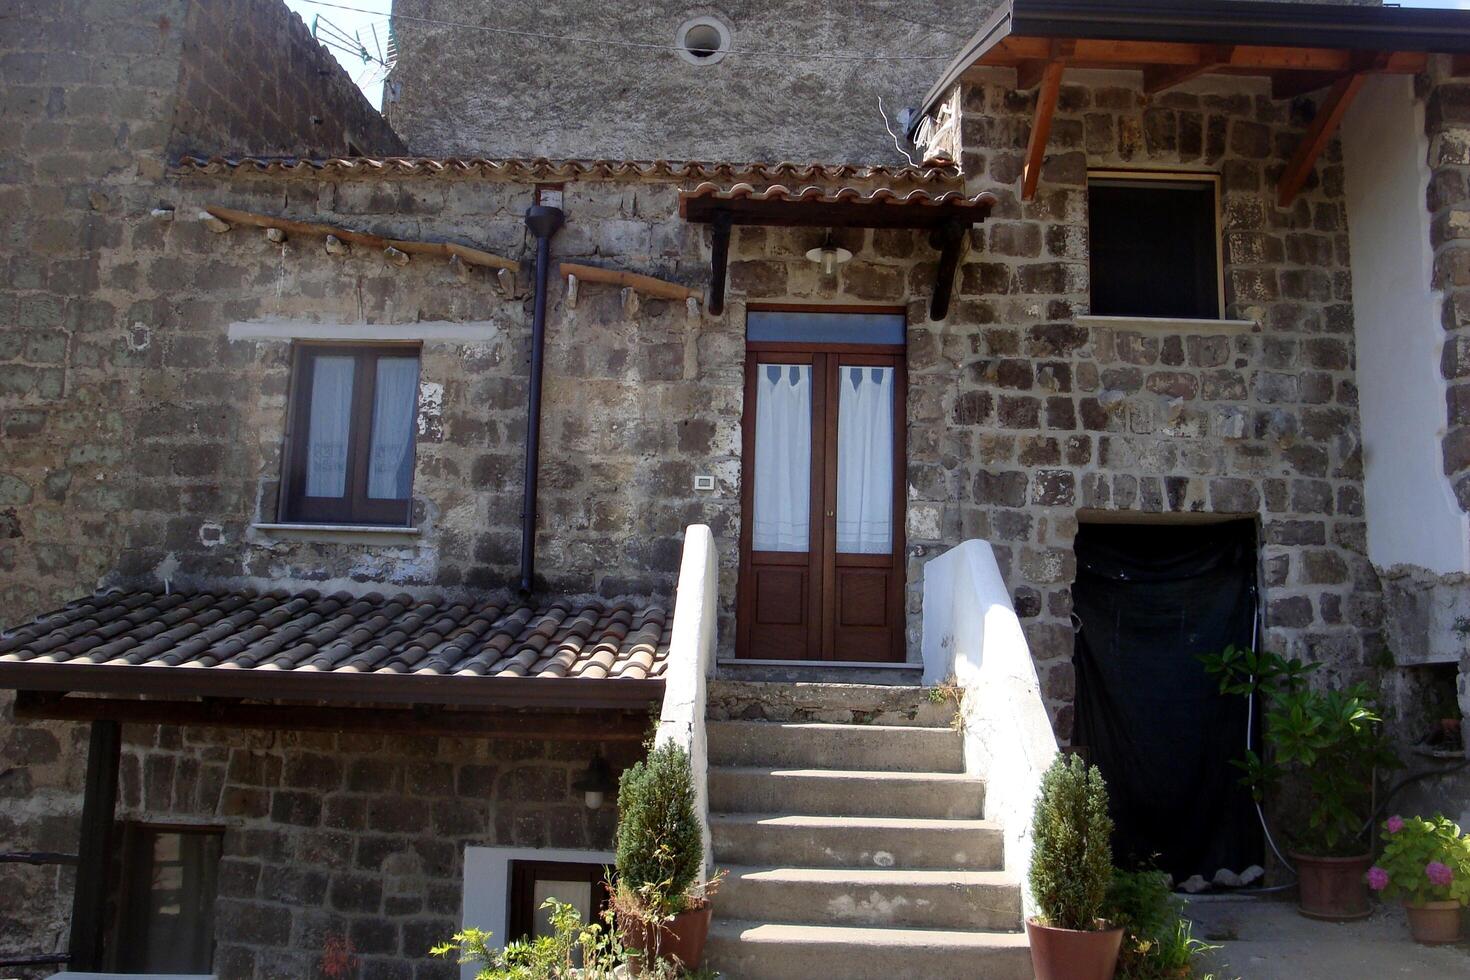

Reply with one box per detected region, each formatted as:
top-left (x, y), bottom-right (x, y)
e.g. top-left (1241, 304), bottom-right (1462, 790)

top-left (736, 336), bottom-right (907, 662)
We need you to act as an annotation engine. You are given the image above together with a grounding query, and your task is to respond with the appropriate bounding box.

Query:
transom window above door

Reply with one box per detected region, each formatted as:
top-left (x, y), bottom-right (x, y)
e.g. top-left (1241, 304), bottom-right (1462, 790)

top-left (281, 344), bottom-right (421, 526)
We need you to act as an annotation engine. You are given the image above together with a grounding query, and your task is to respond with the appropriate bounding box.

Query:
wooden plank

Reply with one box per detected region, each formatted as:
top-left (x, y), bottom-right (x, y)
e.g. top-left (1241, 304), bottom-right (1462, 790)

top-left (1144, 46), bottom-right (1234, 94)
top-left (204, 206), bottom-right (519, 271)
top-left (558, 262), bottom-right (700, 302)
top-left (67, 720), bottom-right (119, 972)
top-left (1022, 59), bottom-right (1066, 201)
top-left (13, 691), bottom-right (650, 741)
top-left (1278, 72), bottom-right (1368, 207)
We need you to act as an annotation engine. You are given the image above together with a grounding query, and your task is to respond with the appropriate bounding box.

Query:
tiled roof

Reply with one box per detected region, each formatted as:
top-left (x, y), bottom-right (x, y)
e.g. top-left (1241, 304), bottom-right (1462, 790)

top-left (678, 181), bottom-right (996, 211)
top-left (0, 589), bottom-right (670, 705)
top-left (172, 155), bottom-right (963, 185)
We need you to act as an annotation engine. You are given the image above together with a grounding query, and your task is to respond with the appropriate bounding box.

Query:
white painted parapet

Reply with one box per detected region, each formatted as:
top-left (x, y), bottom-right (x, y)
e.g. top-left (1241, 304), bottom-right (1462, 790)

top-left (655, 524), bottom-right (719, 877)
top-left (922, 539), bottom-right (1058, 915)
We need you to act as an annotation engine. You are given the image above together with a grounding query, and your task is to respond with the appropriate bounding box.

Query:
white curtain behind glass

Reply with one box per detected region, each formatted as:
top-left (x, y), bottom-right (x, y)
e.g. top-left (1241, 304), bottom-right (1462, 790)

top-left (836, 365), bottom-right (894, 554)
top-left (368, 356), bottom-right (419, 499)
top-left (305, 355), bottom-right (355, 497)
top-left (753, 363), bottom-right (811, 551)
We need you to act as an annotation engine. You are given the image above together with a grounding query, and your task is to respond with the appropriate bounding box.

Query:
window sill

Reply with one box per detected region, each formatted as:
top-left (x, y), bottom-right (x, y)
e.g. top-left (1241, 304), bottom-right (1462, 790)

top-left (251, 522), bottom-right (420, 546)
top-left (1076, 314), bottom-right (1257, 332)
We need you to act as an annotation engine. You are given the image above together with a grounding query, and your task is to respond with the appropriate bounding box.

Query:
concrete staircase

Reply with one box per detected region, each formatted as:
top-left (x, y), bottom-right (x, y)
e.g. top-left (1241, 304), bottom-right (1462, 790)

top-left (702, 681), bottom-right (1031, 980)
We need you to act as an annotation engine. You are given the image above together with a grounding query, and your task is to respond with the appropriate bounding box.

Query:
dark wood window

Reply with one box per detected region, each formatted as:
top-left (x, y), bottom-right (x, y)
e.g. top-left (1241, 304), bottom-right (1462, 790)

top-left (282, 344), bottom-right (421, 526)
top-left (112, 825), bottom-right (223, 973)
top-left (1088, 175), bottom-right (1221, 319)
top-left (508, 860), bottom-right (610, 943)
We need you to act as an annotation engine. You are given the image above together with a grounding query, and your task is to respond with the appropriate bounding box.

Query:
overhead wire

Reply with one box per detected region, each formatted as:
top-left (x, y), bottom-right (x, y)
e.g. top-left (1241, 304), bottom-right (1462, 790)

top-left (289, 0), bottom-right (958, 63)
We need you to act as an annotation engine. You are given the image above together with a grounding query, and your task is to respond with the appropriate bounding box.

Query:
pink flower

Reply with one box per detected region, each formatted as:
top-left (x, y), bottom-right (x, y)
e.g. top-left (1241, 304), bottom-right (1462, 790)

top-left (1427, 862), bottom-right (1454, 888)
top-left (1367, 866), bottom-right (1390, 891)
top-left (1386, 815), bottom-right (1405, 833)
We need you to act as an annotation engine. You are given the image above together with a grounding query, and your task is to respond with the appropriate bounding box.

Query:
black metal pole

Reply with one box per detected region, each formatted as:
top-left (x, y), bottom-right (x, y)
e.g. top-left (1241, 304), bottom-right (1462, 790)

top-left (519, 205), bottom-right (564, 595)
top-left (68, 719), bottom-right (120, 971)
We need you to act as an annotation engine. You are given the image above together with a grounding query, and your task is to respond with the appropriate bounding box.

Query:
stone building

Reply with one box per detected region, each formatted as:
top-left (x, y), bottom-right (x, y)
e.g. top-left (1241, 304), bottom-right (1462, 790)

top-left (2, 0), bottom-right (1470, 977)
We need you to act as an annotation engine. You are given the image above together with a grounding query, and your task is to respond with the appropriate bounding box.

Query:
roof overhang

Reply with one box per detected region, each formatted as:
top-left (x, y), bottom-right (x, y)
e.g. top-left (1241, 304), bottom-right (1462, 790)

top-left (913, 0), bottom-right (1470, 205)
top-left (678, 182), bottom-right (997, 320)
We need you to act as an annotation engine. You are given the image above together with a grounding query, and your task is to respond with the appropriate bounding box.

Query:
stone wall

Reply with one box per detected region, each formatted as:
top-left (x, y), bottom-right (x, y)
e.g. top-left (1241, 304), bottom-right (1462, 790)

top-left (170, 0), bottom-right (406, 158)
top-left (1, 714), bottom-right (635, 979)
top-left (383, 0), bottom-right (982, 163)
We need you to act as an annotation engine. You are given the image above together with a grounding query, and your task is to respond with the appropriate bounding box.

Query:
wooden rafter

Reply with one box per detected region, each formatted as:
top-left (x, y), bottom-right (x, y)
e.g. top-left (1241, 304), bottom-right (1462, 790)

top-left (1277, 72), bottom-right (1368, 207)
top-left (559, 262), bottom-right (700, 302)
top-left (1144, 45), bottom-right (1235, 94)
top-left (1022, 58), bottom-right (1067, 201)
top-left (203, 205), bottom-right (519, 272)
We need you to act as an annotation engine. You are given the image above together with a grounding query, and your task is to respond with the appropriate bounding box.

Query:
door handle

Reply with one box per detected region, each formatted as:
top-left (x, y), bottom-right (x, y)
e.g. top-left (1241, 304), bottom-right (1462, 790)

top-left (826, 510), bottom-right (835, 517)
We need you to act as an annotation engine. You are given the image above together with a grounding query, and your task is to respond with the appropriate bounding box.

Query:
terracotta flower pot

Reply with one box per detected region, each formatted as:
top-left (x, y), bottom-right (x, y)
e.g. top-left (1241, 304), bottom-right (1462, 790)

top-left (1404, 900), bottom-right (1465, 945)
top-left (1291, 852), bottom-right (1373, 921)
top-left (1026, 917), bottom-right (1124, 980)
top-left (621, 902), bottom-right (712, 974)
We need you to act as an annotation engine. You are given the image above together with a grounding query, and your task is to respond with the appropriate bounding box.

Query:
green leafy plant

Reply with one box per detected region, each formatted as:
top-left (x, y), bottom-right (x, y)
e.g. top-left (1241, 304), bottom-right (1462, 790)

top-left (1029, 754), bottom-right (1114, 930)
top-left (1149, 917), bottom-right (1219, 976)
top-left (1104, 868), bottom-right (1218, 978)
top-left (1368, 814), bottom-right (1470, 906)
top-left (615, 741), bottom-right (705, 919)
top-left (1201, 645), bottom-right (1396, 856)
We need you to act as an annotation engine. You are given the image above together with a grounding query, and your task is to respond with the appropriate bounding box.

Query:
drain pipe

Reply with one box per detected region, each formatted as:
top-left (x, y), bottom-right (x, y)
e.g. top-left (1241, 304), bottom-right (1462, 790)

top-left (519, 204), bottom-right (564, 595)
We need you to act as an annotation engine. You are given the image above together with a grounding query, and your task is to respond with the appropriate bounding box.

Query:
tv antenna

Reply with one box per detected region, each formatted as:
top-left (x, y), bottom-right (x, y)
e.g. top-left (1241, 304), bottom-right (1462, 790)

top-left (310, 14), bottom-right (398, 83)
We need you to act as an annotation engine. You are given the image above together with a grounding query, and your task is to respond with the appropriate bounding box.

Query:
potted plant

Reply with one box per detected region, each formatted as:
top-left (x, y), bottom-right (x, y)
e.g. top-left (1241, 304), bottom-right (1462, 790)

top-left (614, 742), bottom-right (714, 974)
top-left (1104, 867), bottom-right (1218, 979)
top-left (1368, 814), bottom-right (1470, 944)
top-left (1202, 646), bottom-right (1397, 920)
top-left (1027, 754), bottom-right (1123, 980)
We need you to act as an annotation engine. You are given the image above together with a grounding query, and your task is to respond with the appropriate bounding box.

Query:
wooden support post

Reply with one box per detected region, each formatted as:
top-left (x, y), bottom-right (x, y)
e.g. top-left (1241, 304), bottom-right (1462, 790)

top-left (1022, 59), bottom-right (1066, 201)
top-left (706, 212), bottom-right (733, 317)
top-left (929, 219), bottom-right (970, 322)
top-left (67, 719), bottom-right (120, 971)
top-left (1277, 72), bottom-right (1367, 207)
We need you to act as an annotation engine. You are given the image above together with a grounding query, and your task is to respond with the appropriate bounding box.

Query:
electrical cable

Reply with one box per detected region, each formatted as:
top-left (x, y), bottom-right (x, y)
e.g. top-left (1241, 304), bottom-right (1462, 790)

top-left (289, 0), bottom-right (958, 62)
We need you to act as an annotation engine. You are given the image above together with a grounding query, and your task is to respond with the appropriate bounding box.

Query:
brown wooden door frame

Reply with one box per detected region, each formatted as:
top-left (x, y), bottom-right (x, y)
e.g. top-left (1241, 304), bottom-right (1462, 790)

top-left (736, 321), bottom-right (907, 662)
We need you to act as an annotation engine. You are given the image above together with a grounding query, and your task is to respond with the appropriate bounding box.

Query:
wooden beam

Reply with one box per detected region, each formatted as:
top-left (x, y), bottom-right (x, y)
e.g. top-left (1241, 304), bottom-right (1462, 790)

top-left (706, 212), bottom-right (733, 317)
top-left (1144, 46), bottom-right (1234, 95)
top-left (1277, 72), bottom-right (1368, 207)
top-left (67, 720), bottom-right (119, 972)
top-left (976, 36), bottom-right (1427, 78)
top-left (1271, 50), bottom-right (1417, 99)
top-left (13, 690), bottom-right (651, 741)
top-left (558, 262), bottom-right (700, 302)
top-left (203, 206), bottom-right (520, 272)
top-left (1022, 59), bottom-right (1066, 201)
top-left (929, 220), bottom-right (970, 322)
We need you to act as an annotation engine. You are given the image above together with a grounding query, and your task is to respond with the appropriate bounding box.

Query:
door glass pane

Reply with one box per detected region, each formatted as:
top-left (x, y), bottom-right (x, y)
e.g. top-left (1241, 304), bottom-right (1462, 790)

top-left (836, 365), bottom-right (894, 554)
top-left (530, 878), bottom-right (595, 938)
top-left (753, 363), bottom-right (812, 552)
top-left (367, 356), bottom-right (420, 499)
top-left (305, 355), bottom-right (355, 497)
top-left (120, 829), bottom-right (222, 972)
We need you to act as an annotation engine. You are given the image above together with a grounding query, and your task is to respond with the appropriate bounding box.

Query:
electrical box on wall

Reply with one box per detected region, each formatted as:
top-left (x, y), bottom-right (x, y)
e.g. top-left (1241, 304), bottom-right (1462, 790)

top-left (535, 184), bottom-right (564, 209)
top-left (693, 475), bottom-right (716, 492)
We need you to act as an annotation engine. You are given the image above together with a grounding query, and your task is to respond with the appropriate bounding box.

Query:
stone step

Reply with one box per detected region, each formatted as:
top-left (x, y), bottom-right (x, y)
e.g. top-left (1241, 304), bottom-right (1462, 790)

top-left (703, 920), bottom-right (1032, 980)
top-left (717, 865), bottom-right (1023, 931)
top-left (709, 813), bottom-right (1005, 871)
top-left (707, 679), bottom-right (956, 728)
top-left (714, 660), bottom-right (925, 687)
top-left (707, 720), bottom-right (963, 772)
top-left (709, 767), bottom-right (986, 819)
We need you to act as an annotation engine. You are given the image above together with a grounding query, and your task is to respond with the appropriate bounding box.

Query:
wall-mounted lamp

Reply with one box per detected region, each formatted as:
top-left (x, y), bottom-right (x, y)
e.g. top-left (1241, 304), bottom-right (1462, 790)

top-left (805, 233), bottom-right (853, 277)
top-left (572, 753), bottom-right (617, 810)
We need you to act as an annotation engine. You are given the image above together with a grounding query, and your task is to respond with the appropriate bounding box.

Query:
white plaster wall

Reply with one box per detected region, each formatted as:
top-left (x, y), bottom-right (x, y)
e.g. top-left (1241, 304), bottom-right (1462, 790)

top-left (921, 540), bottom-right (1058, 915)
top-left (1342, 74), bottom-right (1470, 576)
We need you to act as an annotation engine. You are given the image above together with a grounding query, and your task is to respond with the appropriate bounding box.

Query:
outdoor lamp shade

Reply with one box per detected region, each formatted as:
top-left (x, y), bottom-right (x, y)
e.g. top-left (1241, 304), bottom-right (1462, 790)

top-left (806, 234), bottom-right (853, 276)
top-left (572, 753), bottom-right (617, 810)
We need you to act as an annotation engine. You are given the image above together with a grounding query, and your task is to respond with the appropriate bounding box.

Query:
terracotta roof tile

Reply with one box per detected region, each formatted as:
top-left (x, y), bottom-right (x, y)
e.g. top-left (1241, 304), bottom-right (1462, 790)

top-left (0, 589), bottom-right (671, 684)
top-left (678, 180), bottom-right (996, 211)
top-left (172, 155), bottom-right (963, 186)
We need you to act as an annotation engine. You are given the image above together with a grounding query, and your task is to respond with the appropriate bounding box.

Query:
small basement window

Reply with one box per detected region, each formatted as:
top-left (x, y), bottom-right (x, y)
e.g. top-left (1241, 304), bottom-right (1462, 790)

top-left (112, 825), bottom-right (223, 973)
top-left (508, 860), bottom-right (611, 944)
top-left (281, 344), bottom-right (421, 526)
top-left (1088, 174), bottom-right (1222, 320)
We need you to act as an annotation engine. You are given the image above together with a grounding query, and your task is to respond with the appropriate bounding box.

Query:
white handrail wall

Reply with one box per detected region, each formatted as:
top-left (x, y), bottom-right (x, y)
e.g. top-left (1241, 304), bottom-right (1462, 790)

top-left (654, 524), bottom-right (719, 877)
top-left (922, 539), bottom-right (1058, 915)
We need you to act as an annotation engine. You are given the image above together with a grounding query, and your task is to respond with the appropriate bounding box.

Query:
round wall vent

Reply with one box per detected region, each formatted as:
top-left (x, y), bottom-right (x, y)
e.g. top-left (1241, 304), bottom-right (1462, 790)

top-left (676, 16), bottom-right (732, 65)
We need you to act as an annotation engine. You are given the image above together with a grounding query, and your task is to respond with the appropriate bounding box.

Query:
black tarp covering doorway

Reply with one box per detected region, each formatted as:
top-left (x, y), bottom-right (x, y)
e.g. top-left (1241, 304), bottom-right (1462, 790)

top-left (1072, 520), bottom-right (1262, 881)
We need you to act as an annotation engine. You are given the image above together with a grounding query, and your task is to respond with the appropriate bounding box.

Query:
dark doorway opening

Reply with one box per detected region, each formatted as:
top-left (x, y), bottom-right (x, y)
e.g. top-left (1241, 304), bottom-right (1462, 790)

top-left (1072, 519), bottom-right (1263, 882)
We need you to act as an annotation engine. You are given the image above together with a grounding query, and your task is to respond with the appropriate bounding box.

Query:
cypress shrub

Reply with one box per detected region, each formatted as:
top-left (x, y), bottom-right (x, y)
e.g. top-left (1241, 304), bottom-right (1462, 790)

top-left (615, 742), bottom-right (703, 913)
top-left (1029, 753), bottom-right (1114, 930)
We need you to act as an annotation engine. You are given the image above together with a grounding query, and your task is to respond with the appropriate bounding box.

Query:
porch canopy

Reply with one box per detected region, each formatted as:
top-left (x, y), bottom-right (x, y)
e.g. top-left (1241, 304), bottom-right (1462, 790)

top-left (0, 587), bottom-right (669, 738)
top-left (914, 0), bottom-right (1470, 205)
top-left (678, 175), bottom-right (997, 320)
